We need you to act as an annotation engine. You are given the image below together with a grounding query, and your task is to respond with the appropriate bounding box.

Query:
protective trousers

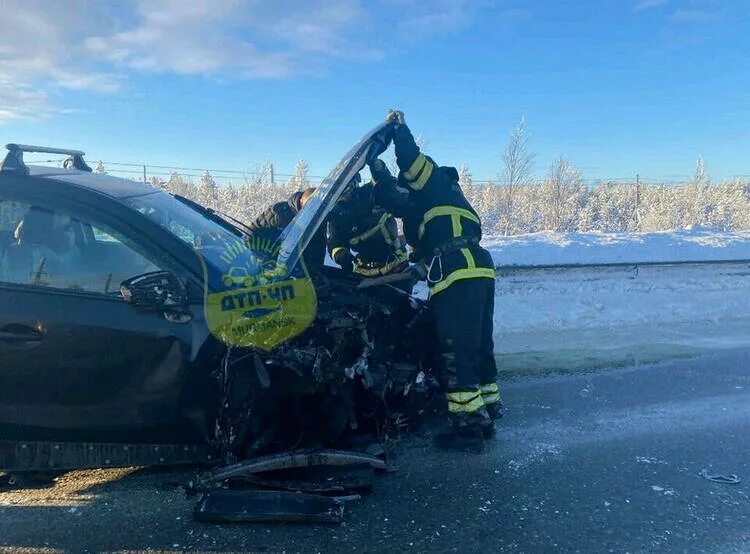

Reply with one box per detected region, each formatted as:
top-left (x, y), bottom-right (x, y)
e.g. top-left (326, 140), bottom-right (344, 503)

top-left (429, 276), bottom-right (499, 427)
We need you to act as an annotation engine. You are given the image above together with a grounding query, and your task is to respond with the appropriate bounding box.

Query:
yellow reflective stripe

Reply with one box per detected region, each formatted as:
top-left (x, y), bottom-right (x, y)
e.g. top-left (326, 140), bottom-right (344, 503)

top-left (409, 160), bottom-right (433, 190)
top-left (350, 213), bottom-right (391, 245)
top-left (460, 248), bottom-right (475, 268)
top-left (403, 153), bottom-right (427, 181)
top-left (480, 383), bottom-right (499, 394)
top-left (482, 392), bottom-right (501, 405)
top-left (331, 246), bottom-right (347, 259)
top-left (447, 390), bottom-right (481, 402)
top-left (380, 218), bottom-right (395, 245)
top-left (447, 390), bottom-right (485, 414)
top-left (481, 383), bottom-right (501, 405)
top-left (418, 206), bottom-right (480, 240)
top-left (428, 267), bottom-right (495, 297)
top-left (451, 214), bottom-right (462, 236)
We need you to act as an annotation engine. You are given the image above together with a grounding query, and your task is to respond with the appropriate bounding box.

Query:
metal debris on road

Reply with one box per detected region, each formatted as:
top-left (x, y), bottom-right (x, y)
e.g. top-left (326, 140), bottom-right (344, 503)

top-left (699, 469), bottom-right (741, 485)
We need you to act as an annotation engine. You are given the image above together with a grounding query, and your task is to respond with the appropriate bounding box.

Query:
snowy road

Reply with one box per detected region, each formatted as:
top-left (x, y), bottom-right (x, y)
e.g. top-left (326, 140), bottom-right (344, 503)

top-left (3, 348), bottom-right (750, 552)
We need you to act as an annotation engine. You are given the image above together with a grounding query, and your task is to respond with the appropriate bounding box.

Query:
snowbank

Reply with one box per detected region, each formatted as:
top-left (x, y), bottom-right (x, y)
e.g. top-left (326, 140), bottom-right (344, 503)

top-left (483, 229), bottom-right (750, 268)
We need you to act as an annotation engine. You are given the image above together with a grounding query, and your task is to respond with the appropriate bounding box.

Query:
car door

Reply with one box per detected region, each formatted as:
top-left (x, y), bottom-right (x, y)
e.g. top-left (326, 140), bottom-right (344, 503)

top-left (0, 189), bottom-right (215, 445)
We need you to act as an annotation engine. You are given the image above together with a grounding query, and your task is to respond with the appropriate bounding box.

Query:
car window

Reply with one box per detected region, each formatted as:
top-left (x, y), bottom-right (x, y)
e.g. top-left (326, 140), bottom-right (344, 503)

top-left (91, 226), bottom-right (119, 243)
top-left (0, 198), bottom-right (162, 295)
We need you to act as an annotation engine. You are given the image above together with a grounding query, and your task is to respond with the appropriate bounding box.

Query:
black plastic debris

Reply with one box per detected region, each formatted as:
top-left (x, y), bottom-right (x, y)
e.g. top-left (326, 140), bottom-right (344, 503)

top-left (193, 489), bottom-right (345, 524)
top-left (198, 449), bottom-right (387, 486)
top-left (699, 469), bottom-right (742, 484)
top-left (231, 464), bottom-right (375, 495)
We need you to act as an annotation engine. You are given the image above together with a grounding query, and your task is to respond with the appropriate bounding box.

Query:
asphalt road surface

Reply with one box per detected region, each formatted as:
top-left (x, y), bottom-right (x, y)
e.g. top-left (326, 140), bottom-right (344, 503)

top-left (2, 348), bottom-right (750, 553)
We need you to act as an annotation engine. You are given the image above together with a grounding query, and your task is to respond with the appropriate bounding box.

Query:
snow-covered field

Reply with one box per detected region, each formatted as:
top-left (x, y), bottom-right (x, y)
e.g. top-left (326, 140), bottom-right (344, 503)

top-left (480, 230), bottom-right (750, 372)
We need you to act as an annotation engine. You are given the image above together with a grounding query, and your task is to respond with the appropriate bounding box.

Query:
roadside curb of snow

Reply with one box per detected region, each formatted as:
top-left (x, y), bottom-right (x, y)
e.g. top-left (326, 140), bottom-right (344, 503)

top-left (495, 342), bottom-right (710, 380)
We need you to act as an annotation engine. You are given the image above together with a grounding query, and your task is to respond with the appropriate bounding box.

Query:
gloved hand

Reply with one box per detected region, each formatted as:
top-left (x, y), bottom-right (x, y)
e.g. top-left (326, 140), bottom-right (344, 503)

top-left (368, 159), bottom-right (394, 184)
top-left (333, 249), bottom-right (355, 275)
top-left (405, 262), bottom-right (427, 283)
top-left (370, 159), bottom-right (411, 214)
top-left (385, 109), bottom-right (406, 126)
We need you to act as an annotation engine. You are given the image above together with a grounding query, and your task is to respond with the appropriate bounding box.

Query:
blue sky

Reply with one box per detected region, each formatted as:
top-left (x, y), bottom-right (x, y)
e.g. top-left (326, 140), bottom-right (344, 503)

top-left (0, 0), bottom-right (748, 183)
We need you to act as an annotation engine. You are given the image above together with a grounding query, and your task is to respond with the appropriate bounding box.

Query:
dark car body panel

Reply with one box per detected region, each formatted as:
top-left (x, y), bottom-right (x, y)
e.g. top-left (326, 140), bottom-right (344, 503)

top-left (0, 171), bottom-right (222, 446)
top-left (0, 122), bottom-right (395, 469)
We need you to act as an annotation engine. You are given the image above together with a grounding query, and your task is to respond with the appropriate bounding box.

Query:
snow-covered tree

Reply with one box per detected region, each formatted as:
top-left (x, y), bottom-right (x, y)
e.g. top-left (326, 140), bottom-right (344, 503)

top-left (501, 118), bottom-right (535, 188)
top-left (163, 172), bottom-right (191, 197)
top-left (577, 183), bottom-right (637, 232)
top-left (458, 164), bottom-right (472, 189)
top-left (149, 176), bottom-right (165, 189)
top-left (496, 117), bottom-right (536, 235)
top-left (94, 160), bottom-right (106, 174)
top-left (694, 155), bottom-right (709, 186)
top-left (539, 156), bottom-right (586, 232)
top-left (458, 164), bottom-right (482, 211)
top-left (105, 156), bottom-right (750, 236)
top-left (197, 170), bottom-right (219, 209)
top-left (288, 160), bottom-right (310, 190)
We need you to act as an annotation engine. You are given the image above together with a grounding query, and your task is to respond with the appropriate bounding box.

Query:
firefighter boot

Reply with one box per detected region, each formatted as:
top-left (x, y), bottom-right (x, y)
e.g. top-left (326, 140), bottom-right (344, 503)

top-left (481, 403), bottom-right (504, 439)
top-left (433, 411), bottom-right (490, 454)
top-left (480, 383), bottom-right (502, 439)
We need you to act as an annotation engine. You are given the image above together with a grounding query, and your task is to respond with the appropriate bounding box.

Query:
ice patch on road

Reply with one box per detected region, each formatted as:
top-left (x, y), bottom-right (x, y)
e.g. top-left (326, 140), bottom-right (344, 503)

top-left (651, 485), bottom-right (677, 496)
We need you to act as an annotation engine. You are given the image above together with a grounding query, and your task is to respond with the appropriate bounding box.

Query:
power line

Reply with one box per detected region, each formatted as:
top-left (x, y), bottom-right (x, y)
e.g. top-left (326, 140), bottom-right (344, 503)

top-left (25, 158), bottom-right (740, 186)
top-left (100, 160), bottom-right (327, 180)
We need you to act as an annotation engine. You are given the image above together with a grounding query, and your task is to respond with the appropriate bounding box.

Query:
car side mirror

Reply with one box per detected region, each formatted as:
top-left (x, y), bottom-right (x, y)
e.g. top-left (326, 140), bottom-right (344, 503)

top-left (120, 271), bottom-right (188, 310)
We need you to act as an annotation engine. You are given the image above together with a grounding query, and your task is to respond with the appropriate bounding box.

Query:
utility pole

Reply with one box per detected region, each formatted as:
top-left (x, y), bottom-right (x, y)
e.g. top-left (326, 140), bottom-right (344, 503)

top-left (270, 163), bottom-right (275, 185)
top-left (143, 165), bottom-right (147, 184)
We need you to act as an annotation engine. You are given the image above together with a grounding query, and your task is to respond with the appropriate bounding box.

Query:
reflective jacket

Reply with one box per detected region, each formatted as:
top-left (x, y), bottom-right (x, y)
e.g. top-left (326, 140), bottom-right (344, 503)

top-left (393, 124), bottom-right (494, 297)
top-left (327, 183), bottom-right (408, 277)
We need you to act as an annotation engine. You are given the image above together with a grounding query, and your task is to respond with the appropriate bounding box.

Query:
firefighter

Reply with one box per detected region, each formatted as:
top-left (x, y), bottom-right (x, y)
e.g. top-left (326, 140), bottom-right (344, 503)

top-left (371, 110), bottom-right (500, 453)
top-left (327, 177), bottom-right (409, 285)
top-left (247, 188), bottom-right (325, 273)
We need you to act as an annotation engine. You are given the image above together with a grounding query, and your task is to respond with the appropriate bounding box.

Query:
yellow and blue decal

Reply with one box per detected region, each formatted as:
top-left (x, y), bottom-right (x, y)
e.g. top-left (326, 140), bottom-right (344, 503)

top-left (199, 234), bottom-right (317, 351)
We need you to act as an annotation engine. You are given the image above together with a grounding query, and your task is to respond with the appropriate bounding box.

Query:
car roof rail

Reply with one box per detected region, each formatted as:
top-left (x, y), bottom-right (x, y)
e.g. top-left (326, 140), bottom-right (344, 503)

top-left (1, 143), bottom-right (92, 175)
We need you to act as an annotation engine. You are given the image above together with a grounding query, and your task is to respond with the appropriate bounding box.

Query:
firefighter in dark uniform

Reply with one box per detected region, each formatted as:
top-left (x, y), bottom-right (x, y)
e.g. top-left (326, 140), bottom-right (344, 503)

top-left (247, 188), bottom-right (326, 273)
top-left (327, 179), bottom-right (409, 283)
top-left (371, 110), bottom-right (500, 453)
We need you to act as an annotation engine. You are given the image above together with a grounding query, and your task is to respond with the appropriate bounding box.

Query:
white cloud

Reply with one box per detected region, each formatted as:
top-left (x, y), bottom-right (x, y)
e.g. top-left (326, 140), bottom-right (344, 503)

top-left (0, 0), bottom-right (493, 122)
top-left (83, 0), bottom-right (379, 78)
top-left (0, 0), bottom-right (378, 121)
top-left (0, 76), bottom-right (50, 122)
top-left (83, 1), bottom-right (294, 78)
top-left (0, 0), bottom-right (122, 121)
top-left (383, 0), bottom-right (486, 37)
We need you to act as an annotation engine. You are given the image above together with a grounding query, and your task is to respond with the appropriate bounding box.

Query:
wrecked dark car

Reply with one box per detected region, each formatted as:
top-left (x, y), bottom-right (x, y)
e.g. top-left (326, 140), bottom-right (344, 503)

top-left (0, 126), bottom-right (436, 480)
